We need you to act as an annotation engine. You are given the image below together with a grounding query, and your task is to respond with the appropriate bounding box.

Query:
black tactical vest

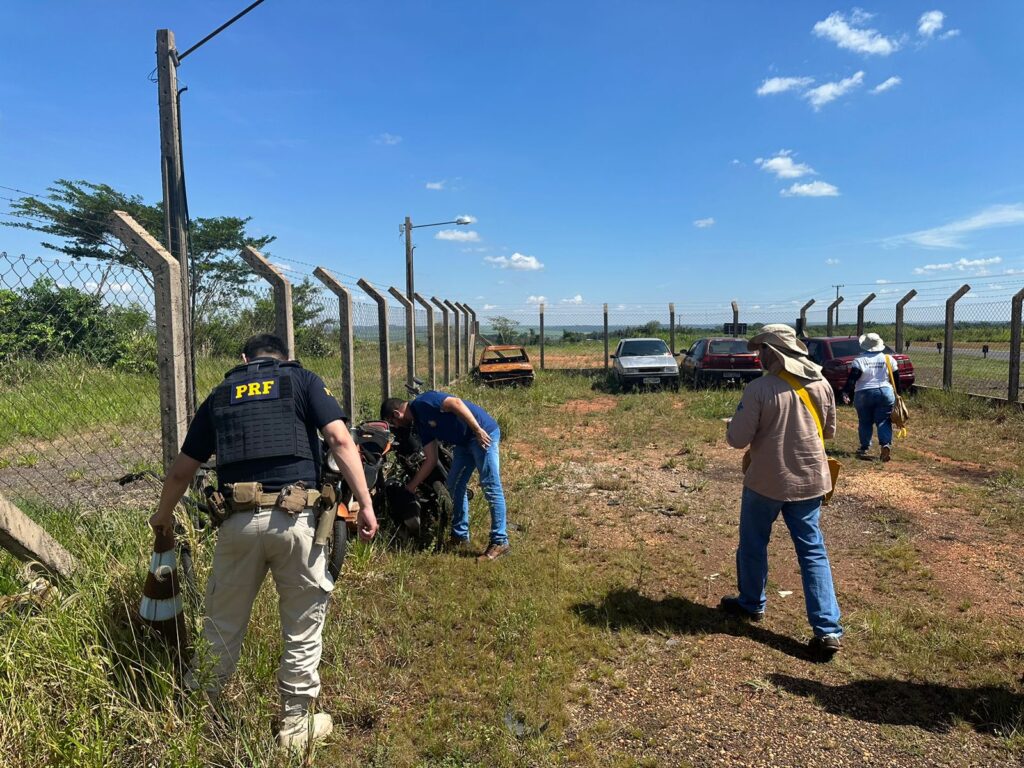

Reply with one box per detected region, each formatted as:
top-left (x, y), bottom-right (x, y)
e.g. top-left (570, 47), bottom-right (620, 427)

top-left (210, 359), bottom-right (314, 469)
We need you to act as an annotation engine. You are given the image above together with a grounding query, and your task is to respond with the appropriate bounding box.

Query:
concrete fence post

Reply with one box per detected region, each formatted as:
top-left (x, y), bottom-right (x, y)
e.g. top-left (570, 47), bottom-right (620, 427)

top-left (388, 286), bottom-right (415, 388)
top-left (856, 293), bottom-right (877, 337)
top-left (357, 279), bottom-right (391, 402)
top-left (669, 302), bottom-right (676, 354)
top-left (313, 267), bottom-right (355, 420)
top-left (458, 303), bottom-right (472, 372)
top-left (730, 301), bottom-right (740, 337)
top-left (603, 303), bottom-right (609, 368)
top-left (0, 491), bottom-right (76, 580)
top-left (943, 284), bottom-right (971, 390)
top-left (895, 290), bottom-right (917, 354)
top-left (539, 302), bottom-right (546, 370)
top-left (413, 293), bottom-right (437, 391)
top-left (108, 211), bottom-right (188, 472)
top-left (464, 304), bottom-right (478, 368)
top-left (431, 297), bottom-right (451, 383)
top-left (826, 296), bottom-right (844, 336)
top-left (1009, 287), bottom-right (1024, 404)
top-left (799, 299), bottom-right (816, 336)
top-left (240, 246), bottom-right (294, 358)
top-left (444, 300), bottom-right (462, 378)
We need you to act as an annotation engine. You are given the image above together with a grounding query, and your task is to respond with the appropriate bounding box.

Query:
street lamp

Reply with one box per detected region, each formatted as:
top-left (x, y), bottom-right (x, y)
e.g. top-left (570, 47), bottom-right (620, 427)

top-left (399, 215), bottom-right (474, 383)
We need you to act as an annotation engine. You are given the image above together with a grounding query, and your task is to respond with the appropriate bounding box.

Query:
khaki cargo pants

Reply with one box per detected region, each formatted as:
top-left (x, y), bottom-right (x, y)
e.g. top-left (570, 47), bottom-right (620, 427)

top-left (186, 505), bottom-right (335, 700)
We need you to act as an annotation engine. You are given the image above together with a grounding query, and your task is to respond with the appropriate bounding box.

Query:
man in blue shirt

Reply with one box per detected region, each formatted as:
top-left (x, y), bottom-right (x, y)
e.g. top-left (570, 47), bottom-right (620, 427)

top-left (382, 391), bottom-right (509, 561)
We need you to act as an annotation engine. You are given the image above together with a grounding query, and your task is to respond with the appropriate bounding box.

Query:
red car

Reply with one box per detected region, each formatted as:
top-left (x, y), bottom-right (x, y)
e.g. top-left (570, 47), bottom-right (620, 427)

top-left (680, 337), bottom-right (763, 387)
top-left (802, 336), bottom-right (915, 395)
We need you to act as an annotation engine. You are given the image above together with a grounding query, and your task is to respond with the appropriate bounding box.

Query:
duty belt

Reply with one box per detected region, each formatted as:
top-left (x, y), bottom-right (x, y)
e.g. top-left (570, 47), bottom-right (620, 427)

top-left (223, 482), bottom-right (321, 514)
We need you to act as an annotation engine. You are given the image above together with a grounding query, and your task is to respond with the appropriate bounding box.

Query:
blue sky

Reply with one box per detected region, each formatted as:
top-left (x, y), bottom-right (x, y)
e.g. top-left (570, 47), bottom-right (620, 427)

top-left (2, 2), bottom-right (1023, 320)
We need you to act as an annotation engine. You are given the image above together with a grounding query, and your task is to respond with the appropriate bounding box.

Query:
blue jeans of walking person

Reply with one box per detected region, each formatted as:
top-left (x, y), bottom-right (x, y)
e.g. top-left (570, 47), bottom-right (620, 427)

top-left (448, 427), bottom-right (508, 545)
top-left (854, 386), bottom-right (895, 450)
top-left (735, 487), bottom-right (842, 638)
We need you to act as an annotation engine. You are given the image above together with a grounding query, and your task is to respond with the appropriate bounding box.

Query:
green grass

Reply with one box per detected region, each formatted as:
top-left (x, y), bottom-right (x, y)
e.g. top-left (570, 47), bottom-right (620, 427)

top-left (3, 369), bottom-right (1024, 765)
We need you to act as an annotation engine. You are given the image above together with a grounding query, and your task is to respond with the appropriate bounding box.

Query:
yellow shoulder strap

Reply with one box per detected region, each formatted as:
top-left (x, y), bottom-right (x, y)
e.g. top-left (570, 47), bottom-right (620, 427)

top-left (776, 370), bottom-right (824, 444)
top-left (884, 355), bottom-right (897, 389)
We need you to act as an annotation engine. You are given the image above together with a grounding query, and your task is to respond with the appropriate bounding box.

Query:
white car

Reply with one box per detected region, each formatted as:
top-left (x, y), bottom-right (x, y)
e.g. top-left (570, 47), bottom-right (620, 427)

top-left (610, 338), bottom-right (680, 391)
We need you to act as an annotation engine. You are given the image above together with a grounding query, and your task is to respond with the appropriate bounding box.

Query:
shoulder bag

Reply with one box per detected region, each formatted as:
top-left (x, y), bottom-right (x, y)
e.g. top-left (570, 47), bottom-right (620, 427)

top-left (885, 356), bottom-right (910, 438)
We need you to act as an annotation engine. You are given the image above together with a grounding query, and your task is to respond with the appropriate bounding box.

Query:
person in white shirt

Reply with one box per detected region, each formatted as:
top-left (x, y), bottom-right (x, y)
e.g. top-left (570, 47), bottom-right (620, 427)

top-left (841, 333), bottom-right (898, 462)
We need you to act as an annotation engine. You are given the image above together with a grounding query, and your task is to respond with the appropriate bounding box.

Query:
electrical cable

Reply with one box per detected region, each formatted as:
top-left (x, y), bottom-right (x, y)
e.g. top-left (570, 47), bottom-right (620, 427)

top-left (176, 0), bottom-right (269, 63)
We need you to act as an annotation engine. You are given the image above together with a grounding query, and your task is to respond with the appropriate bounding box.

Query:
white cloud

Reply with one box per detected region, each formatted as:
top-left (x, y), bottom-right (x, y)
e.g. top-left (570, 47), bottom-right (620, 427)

top-left (781, 180), bottom-right (840, 197)
top-left (889, 204), bottom-right (1024, 248)
top-left (803, 71), bottom-right (865, 110)
top-left (560, 294), bottom-right (584, 304)
top-left (914, 256), bottom-right (1003, 274)
top-left (483, 303), bottom-right (497, 310)
top-left (425, 180), bottom-right (445, 190)
top-left (270, 262), bottom-right (295, 273)
top-left (485, 253), bottom-right (544, 271)
top-left (526, 295), bottom-right (547, 305)
top-left (757, 76), bottom-right (815, 96)
top-left (876, 279), bottom-right (891, 284)
top-left (435, 229), bottom-right (480, 242)
top-left (616, 303), bottom-right (627, 310)
top-left (813, 11), bottom-right (900, 56)
top-left (825, 258), bottom-right (841, 265)
top-left (755, 150), bottom-right (815, 179)
top-left (374, 132), bottom-right (402, 145)
top-left (693, 217), bottom-right (716, 228)
top-left (918, 10), bottom-right (944, 38)
top-left (871, 76), bottom-right (902, 94)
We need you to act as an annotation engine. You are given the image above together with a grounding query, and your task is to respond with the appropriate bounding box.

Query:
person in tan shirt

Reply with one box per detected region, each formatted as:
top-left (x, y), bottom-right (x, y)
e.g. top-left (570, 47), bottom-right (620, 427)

top-left (720, 324), bottom-right (843, 660)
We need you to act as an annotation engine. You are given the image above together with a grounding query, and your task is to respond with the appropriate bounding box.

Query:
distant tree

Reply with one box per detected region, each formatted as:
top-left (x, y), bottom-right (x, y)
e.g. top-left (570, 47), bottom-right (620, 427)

top-left (3, 179), bottom-right (275, 339)
top-left (489, 316), bottom-right (521, 344)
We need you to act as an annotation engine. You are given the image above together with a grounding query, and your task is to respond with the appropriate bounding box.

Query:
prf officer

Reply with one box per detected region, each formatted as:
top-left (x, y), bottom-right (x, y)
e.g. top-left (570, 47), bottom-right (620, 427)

top-left (150, 334), bottom-right (377, 750)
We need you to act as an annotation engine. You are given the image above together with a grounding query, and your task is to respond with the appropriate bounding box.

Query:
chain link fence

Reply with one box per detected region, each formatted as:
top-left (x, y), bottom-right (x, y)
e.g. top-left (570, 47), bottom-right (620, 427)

top-left (0, 252), bottom-right (162, 507)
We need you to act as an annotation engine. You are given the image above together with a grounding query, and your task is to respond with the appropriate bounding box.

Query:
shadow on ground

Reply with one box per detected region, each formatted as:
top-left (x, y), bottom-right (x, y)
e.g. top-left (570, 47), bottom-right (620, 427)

top-left (572, 587), bottom-right (814, 662)
top-left (769, 674), bottom-right (1024, 735)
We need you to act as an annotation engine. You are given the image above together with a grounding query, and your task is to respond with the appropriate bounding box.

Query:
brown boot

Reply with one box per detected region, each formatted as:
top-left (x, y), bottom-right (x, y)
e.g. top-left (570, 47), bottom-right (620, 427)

top-left (477, 542), bottom-right (510, 562)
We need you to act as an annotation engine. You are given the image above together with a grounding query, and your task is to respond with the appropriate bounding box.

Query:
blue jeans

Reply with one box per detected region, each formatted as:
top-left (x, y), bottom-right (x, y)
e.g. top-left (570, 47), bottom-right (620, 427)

top-left (735, 487), bottom-right (842, 638)
top-left (854, 386), bottom-right (895, 451)
top-left (448, 427), bottom-right (508, 545)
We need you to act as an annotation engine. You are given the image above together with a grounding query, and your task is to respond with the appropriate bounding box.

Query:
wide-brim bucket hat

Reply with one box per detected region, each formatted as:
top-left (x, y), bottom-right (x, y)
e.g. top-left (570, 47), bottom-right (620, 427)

top-left (747, 323), bottom-right (823, 380)
top-left (859, 332), bottom-right (886, 352)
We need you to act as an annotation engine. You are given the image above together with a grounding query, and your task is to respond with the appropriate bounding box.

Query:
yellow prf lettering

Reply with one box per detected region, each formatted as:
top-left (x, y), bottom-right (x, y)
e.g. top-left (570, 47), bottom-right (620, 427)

top-left (246, 382), bottom-right (261, 397)
top-left (262, 380), bottom-right (274, 395)
top-left (235, 384), bottom-right (247, 399)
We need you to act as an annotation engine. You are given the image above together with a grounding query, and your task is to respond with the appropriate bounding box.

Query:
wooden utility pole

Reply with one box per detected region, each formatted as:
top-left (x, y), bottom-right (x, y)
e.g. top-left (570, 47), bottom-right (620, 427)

top-left (156, 29), bottom-right (195, 418)
top-left (404, 216), bottom-right (416, 379)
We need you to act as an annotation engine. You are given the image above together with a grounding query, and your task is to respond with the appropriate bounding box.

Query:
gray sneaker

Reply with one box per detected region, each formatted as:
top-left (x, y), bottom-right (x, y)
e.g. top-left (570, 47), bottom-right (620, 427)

top-left (277, 712), bottom-right (333, 751)
top-left (809, 634), bottom-right (842, 661)
top-left (880, 445), bottom-right (892, 463)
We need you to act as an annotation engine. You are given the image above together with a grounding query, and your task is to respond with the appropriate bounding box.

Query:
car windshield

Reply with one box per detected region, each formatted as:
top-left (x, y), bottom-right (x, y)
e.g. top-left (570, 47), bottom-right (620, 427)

top-left (620, 340), bottom-right (670, 356)
top-left (482, 349), bottom-right (528, 363)
top-left (707, 340), bottom-right (751, 355)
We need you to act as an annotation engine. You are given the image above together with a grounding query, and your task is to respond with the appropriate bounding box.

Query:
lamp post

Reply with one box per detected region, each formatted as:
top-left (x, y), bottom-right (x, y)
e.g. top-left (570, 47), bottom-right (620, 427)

top-left (400, 216), bottom-right (473, 380)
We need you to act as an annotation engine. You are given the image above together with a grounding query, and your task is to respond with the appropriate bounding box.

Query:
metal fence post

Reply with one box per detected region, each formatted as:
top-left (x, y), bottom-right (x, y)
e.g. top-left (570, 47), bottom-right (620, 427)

top-left (895, 290), bottom-right (917, 353)
top-left (603, 303), bottom-right (609, 368)
top-left (799, 299), bottom-right (815, 336)
top-left (856, 293), bottom-right (876, 337)
top-left (357, 279), bottom-right (391, 402)
top-left (1009, 287), bottom-right (1024, 404)
top-left (388, 287), bottom-right (415, 388)
top-left (943, 284), bottom-right (971, 390)
top-left (108, 211), bottom-right (188, 472)
top-left (669, 302), bottom-right (676, 353)
top-left (413, 293), bottom-right (436, 391)
top-left (444, 300), bottom-right (462, 378)
top-left (826, 296), bottom-right (843, 336)
top-left (313, 267), bottom-right (356, 420)
top-left (240, 246), bottom-right (294, 358)
top-left (431, 297), bottom-right (451, 383)
top-left (731, 301), bottom-right (739, 337)
top-left (539, 302), bottom-right (546, 370)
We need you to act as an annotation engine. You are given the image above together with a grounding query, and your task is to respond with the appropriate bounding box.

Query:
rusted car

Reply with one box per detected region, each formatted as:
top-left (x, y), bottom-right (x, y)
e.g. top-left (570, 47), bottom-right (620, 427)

top-left (475, 345), bottom-right (535, 387)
